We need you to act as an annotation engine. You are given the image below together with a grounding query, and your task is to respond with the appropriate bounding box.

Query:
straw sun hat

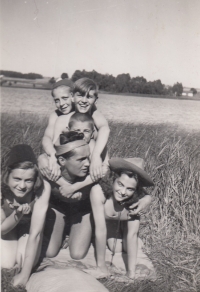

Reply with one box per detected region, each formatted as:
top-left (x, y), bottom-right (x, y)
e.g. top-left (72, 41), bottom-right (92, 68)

top-left (109, 157), bottom-right (154, 187)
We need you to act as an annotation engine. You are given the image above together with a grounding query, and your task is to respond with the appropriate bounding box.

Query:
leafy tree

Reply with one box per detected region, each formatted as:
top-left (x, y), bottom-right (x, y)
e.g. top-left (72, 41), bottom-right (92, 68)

top-left (115, 73), bottom-right (131, 92)
top-left (49, 77), bottom-right (56, 84)
top-left (190, 88), bottom-right (197, 95)
top-left (61, 73), bottom-right (69, 79)
top-left (172, 82), bottom-right (183, 96)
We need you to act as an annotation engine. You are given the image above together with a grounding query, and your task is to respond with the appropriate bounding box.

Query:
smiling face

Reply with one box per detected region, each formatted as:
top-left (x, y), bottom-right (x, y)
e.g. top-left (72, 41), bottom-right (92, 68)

top-left (53, 86), bottom-right (73, 114)
top-left (112, 173), bottom-right (138, 203)
top-left (69, 121), bottom-right (94, 143)
top-left (8, 168), bottom-right (36, 198)
top-left (72, 90), bottom-right (97, 114)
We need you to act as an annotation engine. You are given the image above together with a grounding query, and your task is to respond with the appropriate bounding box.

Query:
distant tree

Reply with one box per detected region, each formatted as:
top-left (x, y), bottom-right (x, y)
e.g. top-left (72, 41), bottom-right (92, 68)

top-left (61, 73), bottom-right (69, 79)
top-left (190, 88), bottom-right (197, 95)
top-left (71, 70), bottom-right (85, 82)
top-left (49, 77), bottom-right (56, 84)
top-left (164, 86), bottom-right (173, 95)
top-left (172, 82), bottom-right (183, 96)
top-left (129, 76), bottom-right (147, 93)
top-left (115, 73), bottom-right (131, 92)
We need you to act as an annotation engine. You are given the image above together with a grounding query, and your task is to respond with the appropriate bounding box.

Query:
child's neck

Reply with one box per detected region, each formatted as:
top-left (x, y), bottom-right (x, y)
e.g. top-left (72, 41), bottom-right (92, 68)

top-left (111, 196), bottom-right (124, 213)
top-left (9, 190), bottom-right (33, 205)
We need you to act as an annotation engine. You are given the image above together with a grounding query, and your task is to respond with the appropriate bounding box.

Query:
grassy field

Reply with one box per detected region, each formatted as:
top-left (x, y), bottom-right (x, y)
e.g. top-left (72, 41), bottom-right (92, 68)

top-left (1, 111), bottom-right (200, 292)
top-left (1, 87), bottom-right (200, 132)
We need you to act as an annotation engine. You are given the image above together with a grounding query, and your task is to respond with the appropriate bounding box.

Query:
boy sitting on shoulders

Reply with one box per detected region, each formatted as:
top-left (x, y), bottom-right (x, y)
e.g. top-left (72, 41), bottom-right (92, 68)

top-left (41, 78), bottom-right (74, 180)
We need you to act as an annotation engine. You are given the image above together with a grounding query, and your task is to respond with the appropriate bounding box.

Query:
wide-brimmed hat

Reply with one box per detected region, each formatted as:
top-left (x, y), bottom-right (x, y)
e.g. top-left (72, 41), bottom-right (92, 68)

top-left (109, 157), bottom-right (154, 187)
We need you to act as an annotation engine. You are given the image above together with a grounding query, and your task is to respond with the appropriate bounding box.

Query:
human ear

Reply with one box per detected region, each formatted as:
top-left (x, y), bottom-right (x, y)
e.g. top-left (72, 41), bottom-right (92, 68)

top-left (57, 156), bottom-right (66, 166)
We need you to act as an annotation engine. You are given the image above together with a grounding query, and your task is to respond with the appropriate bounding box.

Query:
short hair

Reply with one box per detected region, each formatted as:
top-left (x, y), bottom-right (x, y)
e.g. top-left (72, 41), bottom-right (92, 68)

top-left (69, 113), bottom-right (94, 130)
top-left (57, 131), bottom-right (85, 160)
top-left (73, 78), bottom-right (98, 99)
top-left (2, 161), bottom-right (44, 196)
top-left (112, 170), bottom-right (139, 185)
top-left (51, 85), bottom-right (73, 98)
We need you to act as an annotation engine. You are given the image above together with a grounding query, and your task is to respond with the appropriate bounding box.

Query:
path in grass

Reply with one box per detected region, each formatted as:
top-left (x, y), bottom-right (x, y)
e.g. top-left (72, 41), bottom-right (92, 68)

top-left (1, 87), bottom-right (200, 132)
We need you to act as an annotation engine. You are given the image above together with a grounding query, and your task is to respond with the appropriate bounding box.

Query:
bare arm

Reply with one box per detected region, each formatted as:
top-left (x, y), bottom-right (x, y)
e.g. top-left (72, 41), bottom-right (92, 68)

top-left (90, 184), bottom-right (107, 273)
top-left (42, 112), bottom-right (58, 156)
top-left (1, 204), bottom-right (31, 235)
top-left (12, 180), bottom-right (51, 287)
top-left (128, 189), bottom-right (152, 216)
top-left (90, 110), bottom-right (110, 181)
top-left (41, 112), bottom-right (61, 180)
top-left (57, 175), bottom-right (93, 200)
top-left (53, 114), bottom-right (73, 144)
top-left (126, 219), bottom-right (140, 279)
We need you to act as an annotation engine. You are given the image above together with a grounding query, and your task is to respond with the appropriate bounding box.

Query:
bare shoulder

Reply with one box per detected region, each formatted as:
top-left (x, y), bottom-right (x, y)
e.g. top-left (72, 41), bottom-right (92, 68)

top-left (92, 110), bottom-right (108, 128)
top-left (57, 112), bottom-right (74, 123)
top-left (36, 180), bottom-right (51, 202)
top-left (90, 184), bottom-right (106, 204)
top-left (49, 111), bottom-right (58, 123)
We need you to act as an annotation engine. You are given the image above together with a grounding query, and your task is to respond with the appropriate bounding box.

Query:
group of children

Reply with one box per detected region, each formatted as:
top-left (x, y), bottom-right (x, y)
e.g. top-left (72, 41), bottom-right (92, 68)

top-left (1, 77), bottom-right (154, 287)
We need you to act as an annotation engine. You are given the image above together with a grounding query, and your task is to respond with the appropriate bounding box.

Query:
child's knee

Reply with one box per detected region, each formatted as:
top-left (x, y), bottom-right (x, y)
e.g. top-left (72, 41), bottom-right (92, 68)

top-left (46, 247), bottom-right (60, 258)
top-left (69, 246), bottom-right (87, 260)
top-left (107, 238), bottom-right (122, 253)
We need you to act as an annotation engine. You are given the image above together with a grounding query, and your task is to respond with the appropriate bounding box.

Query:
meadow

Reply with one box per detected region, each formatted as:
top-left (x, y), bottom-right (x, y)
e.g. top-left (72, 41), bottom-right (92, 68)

top-left (1, 87), bottom-right (200, 292)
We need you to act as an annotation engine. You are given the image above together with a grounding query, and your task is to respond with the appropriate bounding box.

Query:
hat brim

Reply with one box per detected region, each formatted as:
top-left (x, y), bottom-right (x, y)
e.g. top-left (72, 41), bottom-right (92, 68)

top-left (109, 158), bottom-right (154, 187)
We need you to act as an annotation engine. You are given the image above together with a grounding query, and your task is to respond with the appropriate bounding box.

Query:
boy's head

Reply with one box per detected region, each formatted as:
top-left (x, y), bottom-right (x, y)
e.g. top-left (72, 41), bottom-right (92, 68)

top-left (55, 131), bottom-right (90, 179)
top-left (68, 113), bottom-right (94, 143)
top-left (51, 79), bottom-right (74, 115)
top-left (72, 78), bottom-right (98, 114)
top-left (109, 157), bottom-right (154, 205)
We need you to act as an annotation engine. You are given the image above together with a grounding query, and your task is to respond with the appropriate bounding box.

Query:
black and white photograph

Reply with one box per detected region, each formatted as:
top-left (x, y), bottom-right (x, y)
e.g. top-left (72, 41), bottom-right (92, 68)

top-left (1, 0), bottom-right (200, 291)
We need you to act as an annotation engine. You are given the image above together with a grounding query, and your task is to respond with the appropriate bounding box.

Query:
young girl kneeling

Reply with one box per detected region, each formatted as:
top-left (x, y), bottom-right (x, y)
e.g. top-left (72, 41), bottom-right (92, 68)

top-left (1, 144), bottom-right (51, 287)
top-left (90, 157), bottom-right (154, 280)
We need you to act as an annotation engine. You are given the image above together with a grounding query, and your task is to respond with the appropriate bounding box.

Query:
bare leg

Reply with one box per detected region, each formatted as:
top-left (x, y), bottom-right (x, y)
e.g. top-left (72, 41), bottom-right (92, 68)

top-left (69, 212), bottom-right (92, 260)
top-left (1, 231), bottom-right (18, 268)
top-left (43, 208), bottom-right (66, 258)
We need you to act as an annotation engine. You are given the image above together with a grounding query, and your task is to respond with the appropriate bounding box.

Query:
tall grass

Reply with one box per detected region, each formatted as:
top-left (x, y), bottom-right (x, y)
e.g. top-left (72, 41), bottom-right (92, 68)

top-left (1, 113), bottom-right (200, 292)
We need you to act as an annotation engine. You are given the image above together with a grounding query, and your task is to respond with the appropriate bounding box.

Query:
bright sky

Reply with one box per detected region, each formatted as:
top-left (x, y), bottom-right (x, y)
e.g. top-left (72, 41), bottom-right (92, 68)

top-left (1, 0), bottom-right (200, 87)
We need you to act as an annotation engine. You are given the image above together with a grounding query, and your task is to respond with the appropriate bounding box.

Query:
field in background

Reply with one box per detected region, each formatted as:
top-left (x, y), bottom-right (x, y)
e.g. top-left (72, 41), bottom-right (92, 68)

top-left (1, 87), bottom-right (200, 132)
top-left (1, 112), bottom-right (200, 292)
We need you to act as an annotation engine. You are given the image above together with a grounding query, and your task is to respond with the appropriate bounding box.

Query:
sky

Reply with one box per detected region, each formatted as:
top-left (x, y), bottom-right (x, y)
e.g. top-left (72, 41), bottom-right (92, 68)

top-left (1, 0), bottom-right (200, 88)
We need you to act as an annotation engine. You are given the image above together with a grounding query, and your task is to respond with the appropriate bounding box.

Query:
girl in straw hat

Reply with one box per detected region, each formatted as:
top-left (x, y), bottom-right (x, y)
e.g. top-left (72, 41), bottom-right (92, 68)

top-left (1, 144), bottom-right (52, 287)
top-left (88, 157), bottom-right (154, 280)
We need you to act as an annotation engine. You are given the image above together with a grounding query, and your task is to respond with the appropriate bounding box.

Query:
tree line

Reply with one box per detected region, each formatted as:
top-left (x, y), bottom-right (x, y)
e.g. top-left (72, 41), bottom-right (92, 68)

top-left (0, 70), bottom-right (43, 80)
top-left (70, 70), bottom-right (184, 96)
top-left (2, 69), bottom-right (194, 96)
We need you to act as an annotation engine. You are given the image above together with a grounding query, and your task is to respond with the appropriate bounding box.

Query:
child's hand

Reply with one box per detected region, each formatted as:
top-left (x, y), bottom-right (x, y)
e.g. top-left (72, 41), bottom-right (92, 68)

top-left (59, 182), bottom-right (75, 198)
top-left (90, 155), bottom-right (103, 182)
top-left (128, 195), bottom-right (151, 216)
top-left (16, 204), bottom-right (31, 215)
top-left (49, 155), bottom-right (61, 181)
top-left (69, 192), bottom-right (82, 201)
top-left (37, 153), bottom-right (51, 180)
top-left (12, 272), bottom-right (28, 287)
